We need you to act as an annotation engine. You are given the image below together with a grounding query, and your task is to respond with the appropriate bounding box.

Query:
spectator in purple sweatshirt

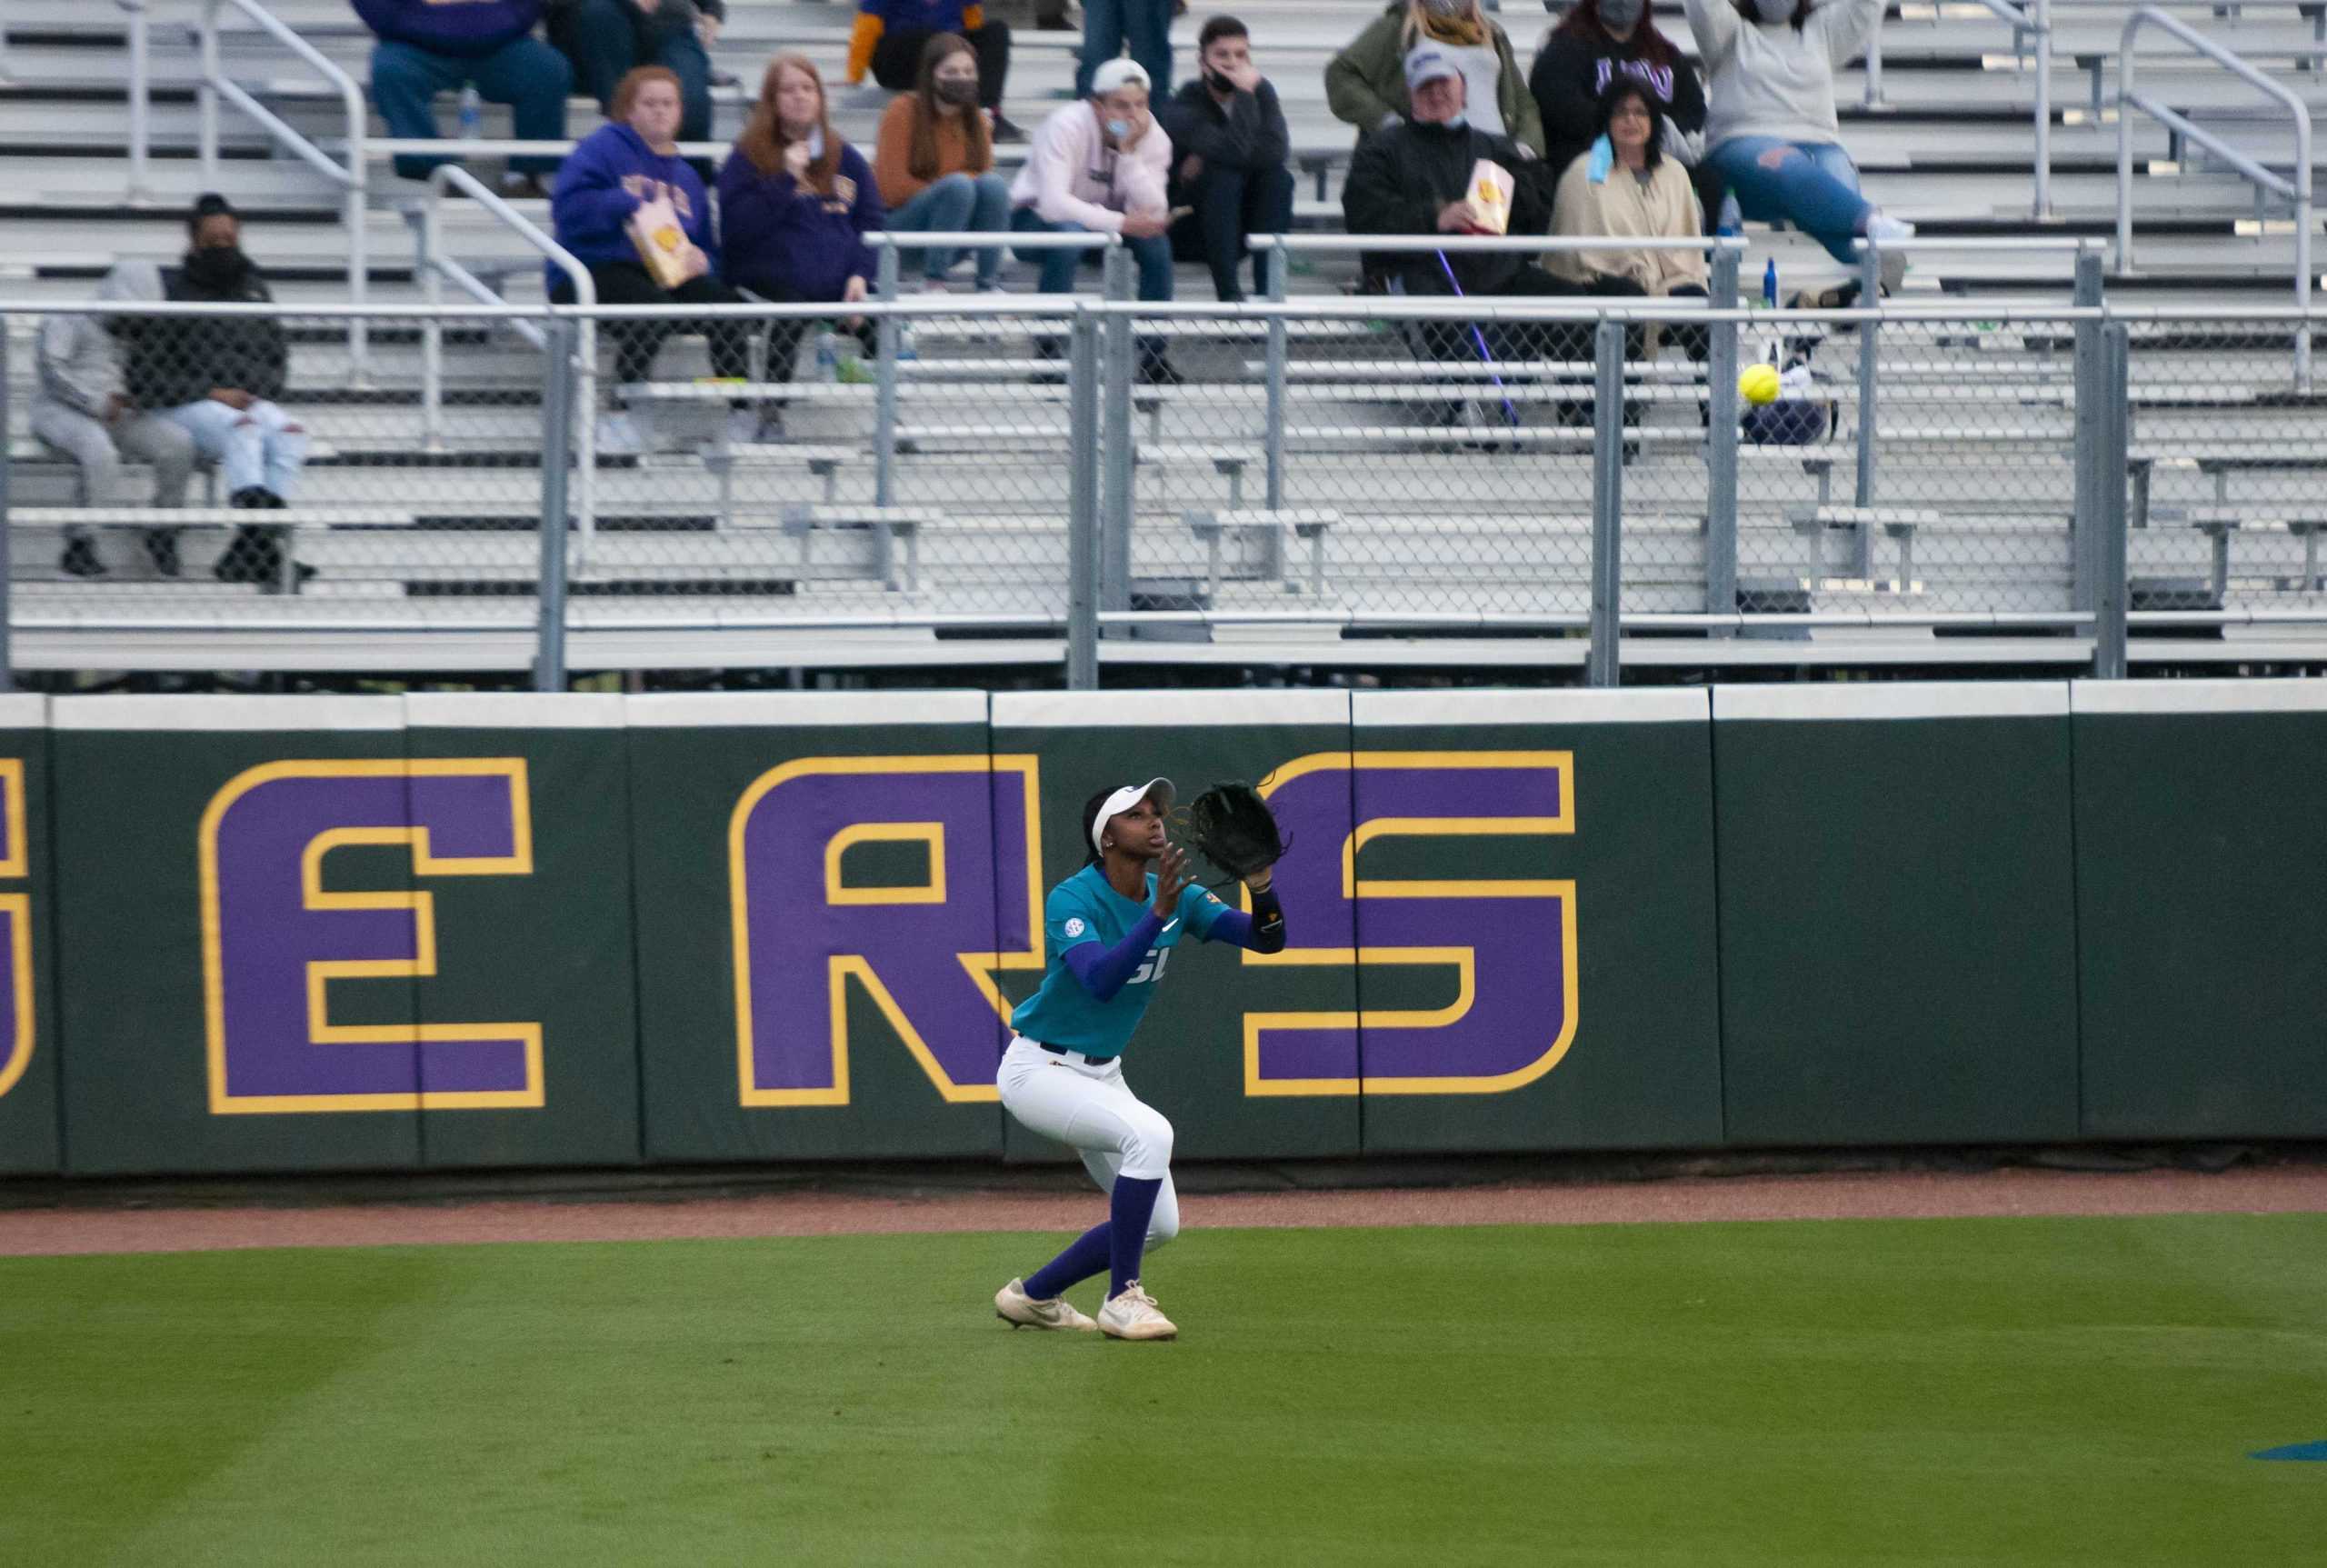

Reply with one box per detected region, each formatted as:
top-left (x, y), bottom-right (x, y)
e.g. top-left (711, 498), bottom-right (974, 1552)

top-left (551, 66), bottom-right (753, 448)
top-left (717, 55), bottom-right (886, 394)
top-left (357, 0), bottom-right (571, 194)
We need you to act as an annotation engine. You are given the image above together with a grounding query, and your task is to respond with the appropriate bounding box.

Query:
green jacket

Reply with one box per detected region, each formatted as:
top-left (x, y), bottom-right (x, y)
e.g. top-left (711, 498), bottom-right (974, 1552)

top-left (1323, 4), bottom-right (1546, 156)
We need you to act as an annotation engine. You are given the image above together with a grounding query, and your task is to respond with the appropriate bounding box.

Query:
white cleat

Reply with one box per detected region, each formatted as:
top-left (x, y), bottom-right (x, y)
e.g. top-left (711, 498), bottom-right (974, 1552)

top-left (994, 1277), bottom-right (1097, 1332)
top-left (1096, 1281), bottom-right (1177, 1342)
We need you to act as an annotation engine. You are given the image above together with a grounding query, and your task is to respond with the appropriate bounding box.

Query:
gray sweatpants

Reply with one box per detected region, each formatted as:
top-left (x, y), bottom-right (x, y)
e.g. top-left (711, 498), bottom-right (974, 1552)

top-left (27, 400), bottom-right (198, 514)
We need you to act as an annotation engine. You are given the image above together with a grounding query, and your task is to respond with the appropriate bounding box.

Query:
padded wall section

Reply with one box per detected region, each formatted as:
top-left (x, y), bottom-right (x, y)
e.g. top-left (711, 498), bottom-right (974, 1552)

top-left (2073, 680), bottom-right (2327, 1138)
top-left (1714, 684), bottom-right (2082, 1147)
top-left (55, 697), bottom-right (423, 1174)
top-left (627, 694), bottom-right (1008, 1162)
top-left (1349, 690), bottom-right (1723, 1154)
top-left (406, 694), bottom-right (642, 1169)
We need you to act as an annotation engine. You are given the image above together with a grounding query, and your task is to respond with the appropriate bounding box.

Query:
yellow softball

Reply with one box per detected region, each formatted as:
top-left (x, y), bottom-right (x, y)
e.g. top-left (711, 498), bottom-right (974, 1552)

top-left (1739, 363), bottom-right (1782, 405)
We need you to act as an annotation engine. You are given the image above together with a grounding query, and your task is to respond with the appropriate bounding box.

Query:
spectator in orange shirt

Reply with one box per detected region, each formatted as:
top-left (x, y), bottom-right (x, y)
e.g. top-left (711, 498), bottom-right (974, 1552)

top-left (874, 34), bottom-right (1012, 289)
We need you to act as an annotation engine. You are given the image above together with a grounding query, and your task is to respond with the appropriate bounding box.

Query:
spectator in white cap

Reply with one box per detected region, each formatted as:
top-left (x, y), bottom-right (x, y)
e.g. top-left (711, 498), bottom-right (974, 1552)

top-left (1344, 45), bottom-right (1642, 365)
top-left (1010, 55), bottom-right (1181, 380)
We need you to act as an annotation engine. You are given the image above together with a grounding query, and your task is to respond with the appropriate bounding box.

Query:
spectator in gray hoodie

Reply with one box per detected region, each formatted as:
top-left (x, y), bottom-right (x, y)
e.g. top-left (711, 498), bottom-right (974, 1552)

top-left (28, 260), bottom-right (196, 579)
top-left (1686, 0), bottom-right (1912, 285)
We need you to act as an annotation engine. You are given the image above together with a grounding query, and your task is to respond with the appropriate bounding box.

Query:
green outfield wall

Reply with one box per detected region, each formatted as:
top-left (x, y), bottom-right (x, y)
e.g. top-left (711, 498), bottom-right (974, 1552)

top-left (2, 682), bottom-right (2322, 1178)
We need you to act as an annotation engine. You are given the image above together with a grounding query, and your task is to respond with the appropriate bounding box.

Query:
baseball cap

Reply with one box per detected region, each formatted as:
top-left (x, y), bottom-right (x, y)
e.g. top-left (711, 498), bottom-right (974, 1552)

top-left (1088, 57), bottom-right (1152, 96)
top-left (1091, 777), bottom-right (1174, 854)
top-left (1403, 46), bottom-right (1461, 92)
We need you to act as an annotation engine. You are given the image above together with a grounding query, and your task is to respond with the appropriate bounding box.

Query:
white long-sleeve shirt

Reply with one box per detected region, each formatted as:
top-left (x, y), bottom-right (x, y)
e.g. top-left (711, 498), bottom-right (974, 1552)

top-left (1008, 101), bottom-right (1171, 233)
top-left (1683, 0), bottom-right (1881, 148)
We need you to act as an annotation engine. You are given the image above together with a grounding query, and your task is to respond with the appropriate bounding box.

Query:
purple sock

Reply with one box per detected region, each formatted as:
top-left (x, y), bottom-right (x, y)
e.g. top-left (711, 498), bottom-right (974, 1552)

top-left (1108, 1175), bottom-right (1163, 1299)
top-left (1024, 1220), bottom-right (1111, 1301)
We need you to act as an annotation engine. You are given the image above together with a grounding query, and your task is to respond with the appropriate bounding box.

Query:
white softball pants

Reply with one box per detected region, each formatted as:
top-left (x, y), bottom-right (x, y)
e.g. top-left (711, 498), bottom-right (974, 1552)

top-left (997, 1035), bottom-right (1180, 1251)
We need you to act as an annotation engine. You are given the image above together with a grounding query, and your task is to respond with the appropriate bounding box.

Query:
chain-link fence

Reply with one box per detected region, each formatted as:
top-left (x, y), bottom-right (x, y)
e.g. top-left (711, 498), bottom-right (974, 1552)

top-left (4, 294), bottom-right (2323, 682)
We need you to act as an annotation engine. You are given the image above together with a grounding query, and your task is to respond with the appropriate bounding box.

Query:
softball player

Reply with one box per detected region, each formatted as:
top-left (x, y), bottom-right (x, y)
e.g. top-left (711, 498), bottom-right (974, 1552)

top-left (993, 777), bottom-right (1287, 1341)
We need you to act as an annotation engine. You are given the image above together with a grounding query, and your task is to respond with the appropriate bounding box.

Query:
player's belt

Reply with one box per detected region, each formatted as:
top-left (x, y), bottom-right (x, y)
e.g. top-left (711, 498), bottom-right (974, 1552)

top-left (1034, 1040), bottom-right (1110, 1065)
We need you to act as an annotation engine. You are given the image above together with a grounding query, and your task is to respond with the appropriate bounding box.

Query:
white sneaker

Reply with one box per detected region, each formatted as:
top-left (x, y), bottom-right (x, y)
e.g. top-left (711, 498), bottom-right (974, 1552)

top-left (1865, 213), bottom-right (1915, 293)
top-left (594, 412), bottom-right (643, 455)
top-left (994, 1278), bottom-right (1097, 1332)
top-left (1096, 1281), bottom-right (1177, 1342)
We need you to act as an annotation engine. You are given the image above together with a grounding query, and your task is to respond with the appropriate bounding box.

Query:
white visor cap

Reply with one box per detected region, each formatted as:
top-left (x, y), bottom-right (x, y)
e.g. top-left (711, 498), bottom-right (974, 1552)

top-left (1091, 776), bottom-right (1174, 855)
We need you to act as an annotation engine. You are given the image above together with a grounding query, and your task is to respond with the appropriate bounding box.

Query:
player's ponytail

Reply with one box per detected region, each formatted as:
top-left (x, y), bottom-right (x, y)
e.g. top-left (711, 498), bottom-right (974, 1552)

top-left (1079, 788), bottom-right (1115, 865)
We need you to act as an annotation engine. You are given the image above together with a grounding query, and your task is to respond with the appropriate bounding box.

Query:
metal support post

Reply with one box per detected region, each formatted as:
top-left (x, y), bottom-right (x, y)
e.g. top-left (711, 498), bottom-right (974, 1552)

top-left (1853, 242), bottom-right (1882, 513)
top-left (1263, 245), bottom-right (1288, 509)
top-left (1100, 249), bottom-right (1134, 621)
top-left (874, 305), bottom-right (903, 506)
top-left (421, 201), bottom-right (444, 450)
top-left (1704, 248), bottom-right (1740, 625)
top-left (876, 243), bottom-right (901, 302)
top-left (2032, 0), bottom-right (2052, 217)
top-left (1066, 306), bottom-right (1101, 687)
top-left (534, 317), bottom-right (575, 692)
top-left (2093, 322), bottom-right (2132, 679)
top-left (1587, 320), bottom-right (1625, 688)
top-left (2070, 251), bottom-right (2103, 613)
top-left (125, 1), bottom-right (154, 200)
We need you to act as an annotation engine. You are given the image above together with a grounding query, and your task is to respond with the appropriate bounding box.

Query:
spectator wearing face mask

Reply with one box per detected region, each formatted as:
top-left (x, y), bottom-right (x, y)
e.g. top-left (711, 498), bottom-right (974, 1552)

top-left (1529, 0), bottom-right (1715, 221)
top-left (1326, 0), bottom-right (1543, 155)
top-left (137, 195), bottom-right (315, 585)
top-left (1686, 0), bottom-right (1913, 285)
top-left (874, 34), bottom-right (1011, 290)
top-left (1010, 57), bottom-right (1175, 318)
top-left (850, 1), bottom-right (1024, 141)
top-left (1154, 14), bottom-right (1292, 303)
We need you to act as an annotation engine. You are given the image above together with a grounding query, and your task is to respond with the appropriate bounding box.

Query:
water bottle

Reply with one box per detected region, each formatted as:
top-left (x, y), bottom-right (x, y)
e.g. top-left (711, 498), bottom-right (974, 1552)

top-left (1762, 257), bottom-right (1778, 311)
top-left (456, 85), bottom-right (483, 140)
top-left (814, 329), bottom-right (839, 383)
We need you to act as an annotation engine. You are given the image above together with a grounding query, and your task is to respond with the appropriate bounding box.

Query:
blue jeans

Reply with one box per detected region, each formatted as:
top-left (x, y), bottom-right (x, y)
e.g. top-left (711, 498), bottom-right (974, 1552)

top-left (549, 0), bottom-right (712, 143)
top-left (370, 37), bottom-right (573, 180)
top-left (1171, 162), bottom-right (1295, 302)
top-left (889, 173), bottom-right (1014, 286)
top-left (162, 398), bottom-right (310, 501)
top-left (1011, 208), bottom-right (1175, 301)
top-left (1074, 0), bottom-right (1171, 96)
top-left (1706, 136), bottom-right (1873, 266)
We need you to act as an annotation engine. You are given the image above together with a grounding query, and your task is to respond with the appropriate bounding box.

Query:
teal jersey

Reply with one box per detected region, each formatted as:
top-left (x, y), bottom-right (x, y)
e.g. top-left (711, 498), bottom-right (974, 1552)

top-left (1008, 863), bottom-right (1233, 1058)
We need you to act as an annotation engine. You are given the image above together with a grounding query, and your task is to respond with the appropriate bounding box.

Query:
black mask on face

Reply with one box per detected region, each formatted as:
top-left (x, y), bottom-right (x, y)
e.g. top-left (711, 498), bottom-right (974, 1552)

top-left (1203, 68), bottom-right (1235, 95)
top-left (934, 77), bottom-right (979, 107)
top-left (184, 245), bottom-right (252, 292)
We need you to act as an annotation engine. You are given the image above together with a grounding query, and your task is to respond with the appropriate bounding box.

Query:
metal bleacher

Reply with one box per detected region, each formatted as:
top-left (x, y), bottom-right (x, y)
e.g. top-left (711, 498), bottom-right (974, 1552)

top-left (2, 0), bottom-right (2325, 680)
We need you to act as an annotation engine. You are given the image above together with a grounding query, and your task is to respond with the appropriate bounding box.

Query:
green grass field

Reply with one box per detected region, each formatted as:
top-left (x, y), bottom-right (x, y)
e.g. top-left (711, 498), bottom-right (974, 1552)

top-left (5, 1213), bottom-right (2323, 1565)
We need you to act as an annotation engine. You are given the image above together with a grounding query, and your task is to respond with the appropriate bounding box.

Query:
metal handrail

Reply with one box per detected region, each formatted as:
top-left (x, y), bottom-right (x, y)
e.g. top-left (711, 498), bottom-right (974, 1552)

top-left (416, 164), bottom-right (596, 560)
top-left (1247, 234), bottom-right (1748, 255)
top-left (121, 0), bottom-right (152, 200)
top-left (1873, 0), bottom-right (2052, 215)
top-left (864, 232), bottom-right (1120, 249)
top-left (2115, 5), bottom-right (2313, 385)
top-left (197, 0), bottom-right (367, 375)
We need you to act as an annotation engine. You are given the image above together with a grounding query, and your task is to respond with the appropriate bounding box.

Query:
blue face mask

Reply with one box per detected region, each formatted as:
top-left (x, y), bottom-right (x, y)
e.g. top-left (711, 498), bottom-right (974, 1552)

top-left (1439, 113), bottom-right (1467, 130)
top-left (1104, 117), bottom-right (1133, 140)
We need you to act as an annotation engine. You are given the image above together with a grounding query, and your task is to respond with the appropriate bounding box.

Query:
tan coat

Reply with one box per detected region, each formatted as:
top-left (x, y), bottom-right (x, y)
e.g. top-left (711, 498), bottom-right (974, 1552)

top-left (1547, 149), bottom-right (1707, 295)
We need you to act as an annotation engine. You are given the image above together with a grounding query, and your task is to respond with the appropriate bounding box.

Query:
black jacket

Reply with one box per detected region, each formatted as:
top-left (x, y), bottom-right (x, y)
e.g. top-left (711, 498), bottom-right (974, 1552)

top-left (1155, 76), bottom-right (1291, 200)
top-left (1528, 28), bottom-right (1706, 185)
top-left (1340, 115), bottom-right (1554, 295)
top-left (135, 256), bottom-right (288, 410)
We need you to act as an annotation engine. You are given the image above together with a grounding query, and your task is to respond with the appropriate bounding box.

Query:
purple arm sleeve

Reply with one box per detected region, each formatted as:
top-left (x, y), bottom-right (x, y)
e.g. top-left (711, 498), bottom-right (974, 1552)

top-left (1208, 886), bottom-right (1286, 954)
top-left (1060, 909), bottom-right (1167, 1002)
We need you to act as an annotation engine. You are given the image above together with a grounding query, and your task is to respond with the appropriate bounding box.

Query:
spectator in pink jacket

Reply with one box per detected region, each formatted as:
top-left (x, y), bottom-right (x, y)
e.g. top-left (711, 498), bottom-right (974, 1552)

top-left (1009, 57), bottom-right (1174, 303)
